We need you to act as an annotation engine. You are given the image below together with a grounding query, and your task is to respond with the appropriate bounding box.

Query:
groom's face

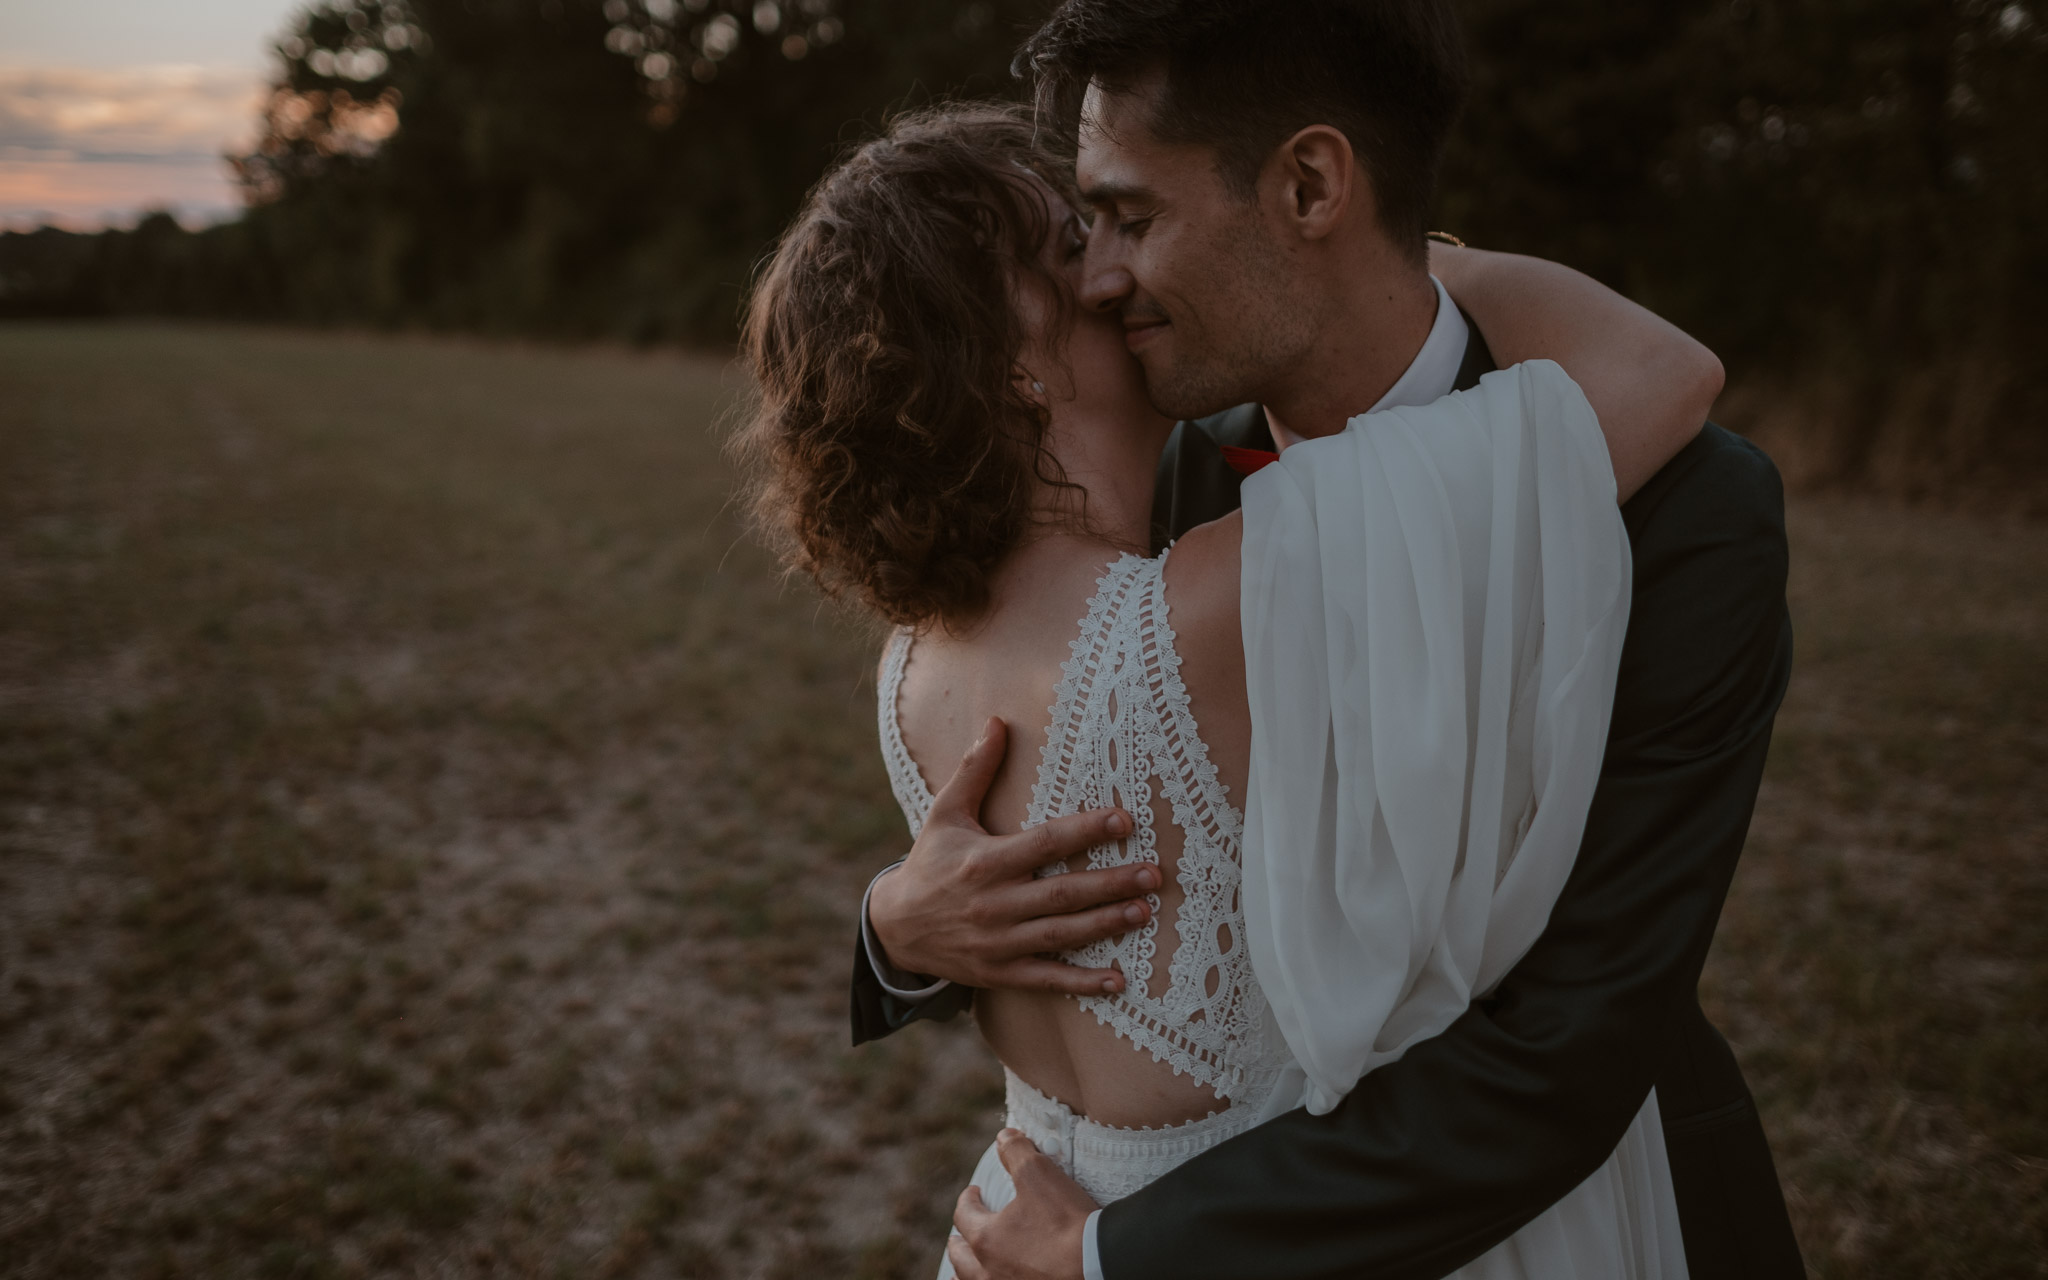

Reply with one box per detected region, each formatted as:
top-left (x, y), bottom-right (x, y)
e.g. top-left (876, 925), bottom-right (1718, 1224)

top-left (1075, 73), bottom-right (1313, 421)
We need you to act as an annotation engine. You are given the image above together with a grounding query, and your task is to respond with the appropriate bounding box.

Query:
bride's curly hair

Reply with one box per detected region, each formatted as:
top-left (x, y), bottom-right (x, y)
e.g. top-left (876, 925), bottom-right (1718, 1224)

top-left (733, 101), bottom-right (1081, 630)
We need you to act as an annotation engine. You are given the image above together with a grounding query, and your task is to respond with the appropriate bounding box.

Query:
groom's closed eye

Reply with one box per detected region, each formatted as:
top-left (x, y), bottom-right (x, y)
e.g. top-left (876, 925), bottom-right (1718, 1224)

top-left (1082, 206), bottom-right (1151, 246)
top-left (1080, 178), bottom-right (1156, 225)
top-left (1111, 215), bottom-right (1155, 240)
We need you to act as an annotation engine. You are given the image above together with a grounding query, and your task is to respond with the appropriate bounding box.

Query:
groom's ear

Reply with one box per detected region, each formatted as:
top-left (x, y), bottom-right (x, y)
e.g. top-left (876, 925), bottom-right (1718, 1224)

top-left (1268, 125), bottom-right (1359, 243)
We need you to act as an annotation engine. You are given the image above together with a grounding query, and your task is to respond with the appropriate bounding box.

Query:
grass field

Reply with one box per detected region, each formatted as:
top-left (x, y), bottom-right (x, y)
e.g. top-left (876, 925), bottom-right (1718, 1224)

top-left (0, 324), bottom-right (2041, 1280)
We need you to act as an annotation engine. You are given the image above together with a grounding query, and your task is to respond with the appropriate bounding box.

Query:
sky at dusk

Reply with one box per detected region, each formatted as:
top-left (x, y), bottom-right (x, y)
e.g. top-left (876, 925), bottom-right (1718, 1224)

top-left (1, 1), bottom-right (306, 229)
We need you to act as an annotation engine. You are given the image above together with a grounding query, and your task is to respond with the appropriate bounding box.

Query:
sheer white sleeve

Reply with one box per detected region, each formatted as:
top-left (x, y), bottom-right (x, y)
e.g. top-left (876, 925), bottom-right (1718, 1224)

top-left (1238, 359), bottom-right (1633, 1118)
top-left (1234, 358), bottom-right (1688, 1279)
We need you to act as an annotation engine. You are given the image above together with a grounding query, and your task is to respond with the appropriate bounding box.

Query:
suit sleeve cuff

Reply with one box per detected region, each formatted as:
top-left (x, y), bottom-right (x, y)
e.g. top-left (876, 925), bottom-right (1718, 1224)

top-left (862, 861), bottom-right (954, 1003)
top-left (1082, 1210), bottom-right (1105, 1280)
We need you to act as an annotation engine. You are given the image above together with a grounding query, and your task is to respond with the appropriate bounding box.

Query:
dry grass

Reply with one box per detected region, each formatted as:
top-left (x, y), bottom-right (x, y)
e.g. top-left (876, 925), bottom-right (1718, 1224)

top-left (0, 324), bottom-right (2040, 1279)
top-left (0, 323), bottom-right (998, 1279)
top-left (1705, 496), bottom-right (2047, 1278)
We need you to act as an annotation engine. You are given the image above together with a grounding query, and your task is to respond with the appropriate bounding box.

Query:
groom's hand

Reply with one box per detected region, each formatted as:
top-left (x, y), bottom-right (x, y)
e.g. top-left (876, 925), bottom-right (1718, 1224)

top-left (869, 716), bottom-right (1156, 997)
top-left (948, 1129), bottom-right (1095, 1280)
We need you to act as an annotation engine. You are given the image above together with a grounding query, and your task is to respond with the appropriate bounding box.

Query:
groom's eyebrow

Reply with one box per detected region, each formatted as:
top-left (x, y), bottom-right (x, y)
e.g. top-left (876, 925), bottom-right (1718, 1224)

top-left (1079, 178), bottom-right (1153, 211)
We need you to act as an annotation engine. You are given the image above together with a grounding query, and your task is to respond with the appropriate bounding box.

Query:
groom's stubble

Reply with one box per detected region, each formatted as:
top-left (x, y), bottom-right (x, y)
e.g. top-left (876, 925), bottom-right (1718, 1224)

top-left (1138, 199), bottom-right (1318, 423)
top-left (1078, 77), bottom-right (1322, 424)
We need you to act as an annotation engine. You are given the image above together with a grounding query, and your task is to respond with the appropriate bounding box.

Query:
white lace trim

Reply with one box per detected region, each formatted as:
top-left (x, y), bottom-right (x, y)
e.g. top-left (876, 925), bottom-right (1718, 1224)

top-left (1025, 553), bottom-right (1278, 1107)
top-left (878, 628), bottom-right (935, 839)
top-left (875, 554), bottom-right (1280, 1108)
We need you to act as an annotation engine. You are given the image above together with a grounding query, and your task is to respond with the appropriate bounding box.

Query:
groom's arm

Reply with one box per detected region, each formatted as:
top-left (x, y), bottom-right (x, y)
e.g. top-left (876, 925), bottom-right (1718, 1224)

top-left (851, 862), bottom-right (976, 1044)
top-left (1093, 427), bottom-right (1793, 1280)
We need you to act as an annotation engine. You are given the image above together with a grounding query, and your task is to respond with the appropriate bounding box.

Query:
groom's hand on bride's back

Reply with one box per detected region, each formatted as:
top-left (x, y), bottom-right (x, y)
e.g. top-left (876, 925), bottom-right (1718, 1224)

top-left (869, 716), bottom-right (1157, 997)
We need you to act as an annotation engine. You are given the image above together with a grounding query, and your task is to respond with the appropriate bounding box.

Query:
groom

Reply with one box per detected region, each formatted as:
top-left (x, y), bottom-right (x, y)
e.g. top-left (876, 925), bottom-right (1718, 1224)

top-left (853, 2), bottom-right (1803, 1278)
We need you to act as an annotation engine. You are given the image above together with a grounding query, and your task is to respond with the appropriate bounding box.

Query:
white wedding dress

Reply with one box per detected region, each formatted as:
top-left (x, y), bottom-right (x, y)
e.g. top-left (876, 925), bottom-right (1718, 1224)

top-left (882, 361), bottom-right (1688, 1280)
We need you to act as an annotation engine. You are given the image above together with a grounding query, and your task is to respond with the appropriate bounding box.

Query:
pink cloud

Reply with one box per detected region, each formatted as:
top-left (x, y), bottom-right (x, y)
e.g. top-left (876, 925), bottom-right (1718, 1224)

top-left (0, 64), bottom-right (267, 228)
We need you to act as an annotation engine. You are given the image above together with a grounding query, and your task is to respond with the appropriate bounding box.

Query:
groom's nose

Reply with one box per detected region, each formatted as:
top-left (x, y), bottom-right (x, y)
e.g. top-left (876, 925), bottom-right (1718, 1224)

top-left (1078, 233), bottom-right (1135, 314)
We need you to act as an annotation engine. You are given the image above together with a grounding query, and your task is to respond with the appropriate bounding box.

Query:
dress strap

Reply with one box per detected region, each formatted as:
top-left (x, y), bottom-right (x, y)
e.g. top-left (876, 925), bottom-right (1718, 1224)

top-left (877, 629), bottom-right (936, 835)
top-left (1133, 553), bottom-right (1242, 856)
top-left (1026, 553), bottom-right (1154, 830)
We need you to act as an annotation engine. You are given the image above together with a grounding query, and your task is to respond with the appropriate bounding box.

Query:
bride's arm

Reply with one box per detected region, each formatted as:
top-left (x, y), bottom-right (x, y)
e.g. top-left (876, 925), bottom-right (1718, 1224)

top-left (1429, 243), bottom-right (1723, 501)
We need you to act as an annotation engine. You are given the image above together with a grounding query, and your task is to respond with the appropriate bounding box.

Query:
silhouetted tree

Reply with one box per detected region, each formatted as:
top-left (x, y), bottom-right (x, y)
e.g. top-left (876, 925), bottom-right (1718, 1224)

top-left (223, 0), bottom-right (1039, 337)
top-left (1441, 0), bottom-right (2047, 486)
top-left (2, 0), bottom-right (2042, 491)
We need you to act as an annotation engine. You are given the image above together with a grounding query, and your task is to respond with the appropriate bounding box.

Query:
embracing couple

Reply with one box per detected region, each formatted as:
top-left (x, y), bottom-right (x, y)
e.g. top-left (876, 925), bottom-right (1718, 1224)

top-left (736, 2), bottom-right (1803, 1278)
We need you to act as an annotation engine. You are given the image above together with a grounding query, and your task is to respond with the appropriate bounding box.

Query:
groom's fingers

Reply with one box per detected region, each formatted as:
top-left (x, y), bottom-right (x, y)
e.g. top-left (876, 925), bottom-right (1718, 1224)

top-left (990, 807), bottom-right (1136, 877)
top-left (997, 860), bottom-right (1160, 917)
top-left (946, 1234), bottom-right (989, 1280)
top-left (954, 1185), bottom-right (995, 1244)
top-left (999, 897), bottom-right (1153, 961)
top-left (928, 716), bottom-right (1009, 832)
top-left (924, 720), bottom-right (1137, 871)
top-left (994, 1128), bottom-right (1049, 1180)
top-left (996, 1129), bottom-right (1100, 1217)
top-left (992, 955), bottom-right (1128, 997)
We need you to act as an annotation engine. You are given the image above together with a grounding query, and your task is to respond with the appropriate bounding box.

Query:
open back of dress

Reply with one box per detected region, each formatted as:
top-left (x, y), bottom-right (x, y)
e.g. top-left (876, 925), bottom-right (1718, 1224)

top-left (879, 550), bottom-right (1287, 1201)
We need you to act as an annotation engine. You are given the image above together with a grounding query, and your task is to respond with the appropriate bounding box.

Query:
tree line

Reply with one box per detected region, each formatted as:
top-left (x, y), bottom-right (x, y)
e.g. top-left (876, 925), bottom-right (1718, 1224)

top-left (2, 0), bottom-right (2042, 495)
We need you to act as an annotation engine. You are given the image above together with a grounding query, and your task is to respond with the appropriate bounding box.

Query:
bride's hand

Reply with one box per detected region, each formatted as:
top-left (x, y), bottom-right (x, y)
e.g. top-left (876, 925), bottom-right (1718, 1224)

top-left (949, 1129), bottom-right (1096, 1280)
top-left (870, 717), bottom-right (1160, 996)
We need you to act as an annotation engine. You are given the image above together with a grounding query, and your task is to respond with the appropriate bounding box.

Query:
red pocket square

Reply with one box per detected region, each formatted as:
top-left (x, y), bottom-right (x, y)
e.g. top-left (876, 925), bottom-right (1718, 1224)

top-left (1220, 445), bottom-right (1280, 476)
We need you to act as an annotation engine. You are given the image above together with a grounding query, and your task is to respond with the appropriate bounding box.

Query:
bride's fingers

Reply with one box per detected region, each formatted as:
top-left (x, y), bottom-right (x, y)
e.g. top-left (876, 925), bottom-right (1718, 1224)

top-left (929, 717), bottom-right (1009, 830)
top-left (993, 956), bottom-right (1128, 997)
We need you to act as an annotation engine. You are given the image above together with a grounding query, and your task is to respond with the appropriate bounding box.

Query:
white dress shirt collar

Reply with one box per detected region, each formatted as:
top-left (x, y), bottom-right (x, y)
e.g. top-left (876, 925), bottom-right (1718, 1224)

top-left (1369, 274), bottom-right (1469, 414)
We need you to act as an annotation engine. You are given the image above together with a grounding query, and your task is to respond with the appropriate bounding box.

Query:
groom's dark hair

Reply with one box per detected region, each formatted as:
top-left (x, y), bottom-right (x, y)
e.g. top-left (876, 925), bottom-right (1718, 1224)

top-left (1014, 0), bottom-right (1468, 255)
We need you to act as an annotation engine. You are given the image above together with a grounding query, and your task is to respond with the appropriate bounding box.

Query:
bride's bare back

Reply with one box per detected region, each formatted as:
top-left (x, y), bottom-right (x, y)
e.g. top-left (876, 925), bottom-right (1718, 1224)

top-left (888, 520), bottom-right (1250, 1130)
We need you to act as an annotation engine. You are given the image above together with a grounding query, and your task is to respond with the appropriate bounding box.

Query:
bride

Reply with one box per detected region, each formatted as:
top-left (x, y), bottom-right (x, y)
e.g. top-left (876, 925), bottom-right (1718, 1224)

top-left (734, 103), bottom-right (1717, 1278)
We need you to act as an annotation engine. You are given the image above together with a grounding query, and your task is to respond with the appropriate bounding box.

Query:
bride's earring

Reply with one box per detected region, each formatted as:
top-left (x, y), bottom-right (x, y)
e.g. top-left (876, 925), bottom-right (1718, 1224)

top-left (1031, 381), bottom-right (1045, 394)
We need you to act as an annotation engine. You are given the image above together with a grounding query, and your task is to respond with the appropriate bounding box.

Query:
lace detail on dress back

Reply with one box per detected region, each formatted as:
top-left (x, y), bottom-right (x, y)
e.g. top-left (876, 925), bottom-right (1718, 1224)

top-left (1028, 553), bottom-right (1278, 1106)
top-left (876, 553), bottom-right (1280, 1108)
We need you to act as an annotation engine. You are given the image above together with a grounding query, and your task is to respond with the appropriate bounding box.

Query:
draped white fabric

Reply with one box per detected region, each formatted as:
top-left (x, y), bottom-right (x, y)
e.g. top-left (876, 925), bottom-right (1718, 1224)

top-left (1239, 358), bottom-right (1631, 1116)
top-left (1239, 360), bottom-right (1685, 1277)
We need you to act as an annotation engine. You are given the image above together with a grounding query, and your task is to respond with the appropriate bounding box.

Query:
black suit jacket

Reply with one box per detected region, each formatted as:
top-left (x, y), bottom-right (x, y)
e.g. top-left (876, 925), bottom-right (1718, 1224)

top-left (850, 328), bottom-right (1803, 1279)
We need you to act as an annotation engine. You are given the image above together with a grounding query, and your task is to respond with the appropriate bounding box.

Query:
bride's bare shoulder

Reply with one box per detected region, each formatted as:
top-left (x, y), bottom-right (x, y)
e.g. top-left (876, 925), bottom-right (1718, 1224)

top-left (1161, 510), bottom-right (1243, 651)
top-left (1168, 509), bottom-right (1243, 568)
top-left (1161, 512), bottom-right (1249, 774)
